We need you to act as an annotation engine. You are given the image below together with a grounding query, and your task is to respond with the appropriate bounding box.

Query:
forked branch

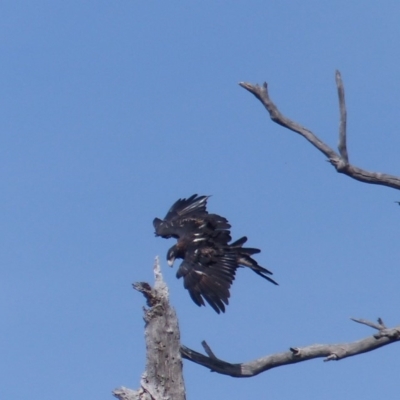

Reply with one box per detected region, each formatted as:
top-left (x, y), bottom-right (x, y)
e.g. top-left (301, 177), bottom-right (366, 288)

top-left (181, 318), bottom-right (400, 377)
top-left (125, 264), bottom-right (399, 385)
top-left (239, 71), bottom-right (400, 190)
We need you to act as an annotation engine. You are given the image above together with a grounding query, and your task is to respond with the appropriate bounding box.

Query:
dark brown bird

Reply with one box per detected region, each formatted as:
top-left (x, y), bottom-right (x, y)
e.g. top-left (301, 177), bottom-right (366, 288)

top-left (153, 194), bottom-right (278, 313)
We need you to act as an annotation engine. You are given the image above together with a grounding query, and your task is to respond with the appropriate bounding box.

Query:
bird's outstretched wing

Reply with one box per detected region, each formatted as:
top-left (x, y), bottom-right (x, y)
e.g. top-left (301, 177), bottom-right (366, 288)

top-left (176, 244), bottom-right (237, 313)
top-left (153, 194), bottom-right (231, 240)
top-left (174, 235), bottom-right (278, 312)
top-left (164, 194), bottom-right (209, 220)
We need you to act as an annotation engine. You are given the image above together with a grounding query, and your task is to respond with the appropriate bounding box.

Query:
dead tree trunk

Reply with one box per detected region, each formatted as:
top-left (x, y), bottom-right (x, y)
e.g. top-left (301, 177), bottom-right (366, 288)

top-left (113, 258), bottom-right (186, 400)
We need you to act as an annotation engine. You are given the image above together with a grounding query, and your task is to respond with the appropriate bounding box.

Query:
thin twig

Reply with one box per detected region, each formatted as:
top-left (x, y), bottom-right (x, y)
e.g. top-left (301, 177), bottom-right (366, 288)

top-left (335, 70), bottom-right (349, 165)
top-left (350, 317), bottom-right (385, 331)
top-left (202, 340), bottom-right (218, 360)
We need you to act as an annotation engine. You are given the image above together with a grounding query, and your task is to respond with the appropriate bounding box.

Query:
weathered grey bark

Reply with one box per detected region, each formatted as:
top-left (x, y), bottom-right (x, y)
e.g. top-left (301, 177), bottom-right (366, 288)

top-left (239, 71), bottom-right (400, 191)
top-left (181, 318), bottom-right (400, 377)
top-left (113, 258), bottom-right (186, 400)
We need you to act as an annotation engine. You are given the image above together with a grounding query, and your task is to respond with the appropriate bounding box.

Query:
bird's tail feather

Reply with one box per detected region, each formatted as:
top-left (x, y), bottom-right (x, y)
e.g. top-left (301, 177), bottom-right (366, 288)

top-left (230, 236), bottom-right (278, 285)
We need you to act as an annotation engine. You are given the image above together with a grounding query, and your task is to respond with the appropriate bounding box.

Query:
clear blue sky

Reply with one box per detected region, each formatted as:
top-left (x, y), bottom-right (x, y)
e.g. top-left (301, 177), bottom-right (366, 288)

top-left (1, 2), bottom-right (399, 399)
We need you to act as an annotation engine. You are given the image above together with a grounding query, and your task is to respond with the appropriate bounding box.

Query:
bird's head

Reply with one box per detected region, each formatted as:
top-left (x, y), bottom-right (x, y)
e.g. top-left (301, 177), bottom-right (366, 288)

top-left (167, 245), bottom-right (178, 267)
top-left (153, 218), bottom-right (165, 237)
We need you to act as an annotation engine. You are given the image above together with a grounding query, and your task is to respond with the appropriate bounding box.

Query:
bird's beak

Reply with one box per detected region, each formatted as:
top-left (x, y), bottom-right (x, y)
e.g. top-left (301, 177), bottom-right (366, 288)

top-left (167, 258), bottom-right (175, 267)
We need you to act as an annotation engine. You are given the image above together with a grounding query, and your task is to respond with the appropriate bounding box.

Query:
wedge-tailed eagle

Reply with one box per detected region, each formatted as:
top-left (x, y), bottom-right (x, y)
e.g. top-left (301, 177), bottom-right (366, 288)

top-left (153, 194), bottom-right (277, 313)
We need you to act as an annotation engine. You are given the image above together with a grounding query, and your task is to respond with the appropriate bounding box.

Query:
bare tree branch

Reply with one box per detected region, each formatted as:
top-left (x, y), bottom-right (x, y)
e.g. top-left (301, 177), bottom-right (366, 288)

top-left (350, 317), bottom-right (386, 330)
top-left (124, 266), bottom-right (399, 386)
top-left (201, 340), bottom-right (218, 360)
top-left (113, 258), bottom-right (186, 400)
top-left (335, 70), bottom-right (349, 164)
top-left (239, 72), bottom-right (400, 190)
top-left (181, 318), bottom-right (400, 377)
top-left (113, 387), bottom-right (146, 400)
